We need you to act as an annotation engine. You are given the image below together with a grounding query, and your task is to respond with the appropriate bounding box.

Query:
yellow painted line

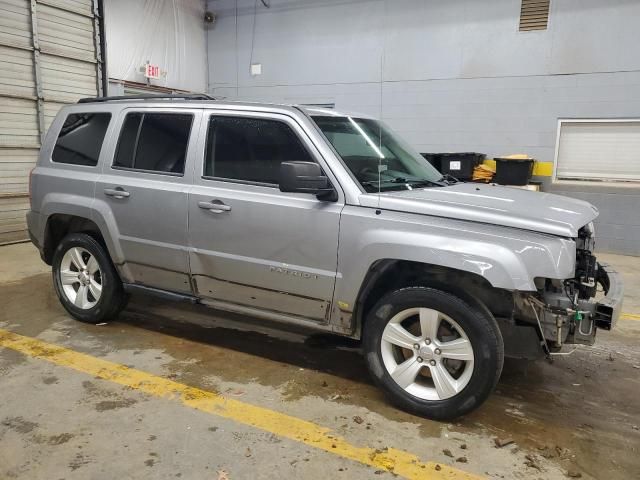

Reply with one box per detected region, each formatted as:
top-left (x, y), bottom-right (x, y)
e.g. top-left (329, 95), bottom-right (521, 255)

top-left (622, 312), bottom-right (640, 321)
top-left (0, 328), bottom-right (480, 480)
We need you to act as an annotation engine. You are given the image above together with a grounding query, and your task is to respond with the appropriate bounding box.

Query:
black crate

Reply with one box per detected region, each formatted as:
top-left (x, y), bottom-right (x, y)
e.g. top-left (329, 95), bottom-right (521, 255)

top-left (438, 153), bottom-right (485, 181)
top-left (493, 158), bottom-right (534, 186)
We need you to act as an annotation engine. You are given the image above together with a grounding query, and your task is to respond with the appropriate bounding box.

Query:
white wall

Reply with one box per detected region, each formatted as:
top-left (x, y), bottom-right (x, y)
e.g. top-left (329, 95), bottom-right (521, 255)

top-left (105, 0), bottom-right (208, 92)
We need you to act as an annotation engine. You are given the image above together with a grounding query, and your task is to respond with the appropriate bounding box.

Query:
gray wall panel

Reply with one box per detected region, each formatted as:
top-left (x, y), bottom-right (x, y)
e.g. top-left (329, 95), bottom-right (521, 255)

top-left (207, 0), bottom-right (640, 162)
top-left (207, 0), bottom-right (640, 255)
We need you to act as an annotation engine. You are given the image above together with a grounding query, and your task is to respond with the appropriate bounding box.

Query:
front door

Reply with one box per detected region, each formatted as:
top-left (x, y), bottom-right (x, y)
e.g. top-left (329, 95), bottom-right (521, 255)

top-left (188, 111), bottom-right (343, 322)
top-left (97, 108), bottom-right (201, 293)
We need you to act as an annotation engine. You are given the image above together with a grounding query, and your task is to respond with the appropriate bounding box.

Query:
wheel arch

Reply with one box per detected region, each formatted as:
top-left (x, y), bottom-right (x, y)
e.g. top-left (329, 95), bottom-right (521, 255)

top-left (39, 191), bottom-right (125, 266)
top-left (354, 259), bottom-right (514, 337)
top-left (43, 214), bottom-right (109, 265)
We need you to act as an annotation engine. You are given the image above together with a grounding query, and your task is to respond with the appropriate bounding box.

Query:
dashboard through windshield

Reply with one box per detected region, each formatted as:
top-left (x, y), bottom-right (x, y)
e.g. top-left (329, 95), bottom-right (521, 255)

top-left (312, 115), bottom-right (444, 192)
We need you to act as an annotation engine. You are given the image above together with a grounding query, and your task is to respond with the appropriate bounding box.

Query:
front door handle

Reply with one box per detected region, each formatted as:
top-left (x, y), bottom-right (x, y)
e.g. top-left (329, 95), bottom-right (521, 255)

top-left (104, 187), bottom-right (130, 199)
top-left (198, 200), bottom-right (231, 214)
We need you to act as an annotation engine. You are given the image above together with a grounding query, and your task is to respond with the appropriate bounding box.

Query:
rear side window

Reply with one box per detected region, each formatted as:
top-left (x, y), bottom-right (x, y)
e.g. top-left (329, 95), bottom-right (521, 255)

top-left (204, 116), bottom-right (313, 184)
top-left (52, 113), bottom-right (111, 166)
top-left (113, 112), bottom-right (193, 174)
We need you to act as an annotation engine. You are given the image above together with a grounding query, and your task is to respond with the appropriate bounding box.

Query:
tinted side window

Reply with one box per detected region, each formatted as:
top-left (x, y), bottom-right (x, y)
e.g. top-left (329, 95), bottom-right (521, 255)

top-left (113, 113), bottom-right (193, 174)
top-left (52, 113), bottom-right (111, 166)
top-left (113, 113), bottom-right (142, 169)
top-left (204, 116), bottom-right (313, 184)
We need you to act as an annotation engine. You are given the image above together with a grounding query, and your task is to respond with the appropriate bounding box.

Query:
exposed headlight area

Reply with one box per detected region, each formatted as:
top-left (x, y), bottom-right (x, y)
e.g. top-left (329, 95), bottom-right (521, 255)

top-left (519, 221), bottom-right (622, 354)
top-left (574, 223), bottom-right (598, 300)
top-left (580, 221), bottom-right (595, 250)
top-left (586, 221), bottom-right (595, 237)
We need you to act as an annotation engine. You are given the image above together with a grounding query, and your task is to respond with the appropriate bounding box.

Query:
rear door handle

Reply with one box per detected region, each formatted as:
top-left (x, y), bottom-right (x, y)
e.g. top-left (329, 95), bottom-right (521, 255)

top-left (198, 200), bottom-right (231, 214)
top-left (104, 187), bottom-right (130, 199)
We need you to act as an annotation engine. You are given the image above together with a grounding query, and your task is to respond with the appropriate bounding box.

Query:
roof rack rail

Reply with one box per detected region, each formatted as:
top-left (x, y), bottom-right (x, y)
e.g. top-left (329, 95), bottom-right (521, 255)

top-left (77, 93), bottom-right (216, 103)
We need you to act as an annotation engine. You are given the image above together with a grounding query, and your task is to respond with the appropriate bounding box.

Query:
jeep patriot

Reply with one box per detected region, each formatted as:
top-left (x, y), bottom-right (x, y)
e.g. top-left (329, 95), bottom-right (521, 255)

top-left (26, 94), bottom-right (623, 419)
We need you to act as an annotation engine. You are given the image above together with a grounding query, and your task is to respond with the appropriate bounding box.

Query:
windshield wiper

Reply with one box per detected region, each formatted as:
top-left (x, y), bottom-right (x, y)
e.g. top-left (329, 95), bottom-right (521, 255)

top-left (361, 177), bottom-right (445, 190)
top-left (404, 179), bottom-right (445, 188)
top-left (438, 173), bottom-right (459, 184)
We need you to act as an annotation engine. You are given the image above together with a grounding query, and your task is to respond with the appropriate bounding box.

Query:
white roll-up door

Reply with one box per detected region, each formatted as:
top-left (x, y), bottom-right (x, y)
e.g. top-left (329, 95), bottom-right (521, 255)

top-left (555, 120), bottom-right (640, 182)
top-left (0, 0), bottom-right (104, 244)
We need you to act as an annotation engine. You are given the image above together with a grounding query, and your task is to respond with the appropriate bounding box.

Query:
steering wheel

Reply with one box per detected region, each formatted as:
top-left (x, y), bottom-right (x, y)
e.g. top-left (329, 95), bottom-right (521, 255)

top-left (359, 166), bottom-right (377, 177)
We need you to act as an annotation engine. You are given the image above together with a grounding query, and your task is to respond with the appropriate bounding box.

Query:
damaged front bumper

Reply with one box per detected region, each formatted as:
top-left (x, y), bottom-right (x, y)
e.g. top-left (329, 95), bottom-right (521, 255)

top-left (522, 262), bottom-right (624, 350)
top-left (592, 262), bottom-right (623, 330)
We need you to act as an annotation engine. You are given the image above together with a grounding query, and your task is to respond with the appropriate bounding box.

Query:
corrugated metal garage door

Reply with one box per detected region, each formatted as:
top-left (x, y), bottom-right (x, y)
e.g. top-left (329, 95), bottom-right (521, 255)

top-left (0, 0), bottom-right (104, 244)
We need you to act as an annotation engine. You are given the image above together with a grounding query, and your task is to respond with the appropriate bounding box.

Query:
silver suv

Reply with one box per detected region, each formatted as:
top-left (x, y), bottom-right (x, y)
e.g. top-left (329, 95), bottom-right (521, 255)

top-left (26, 95), bottom-right (623, 419)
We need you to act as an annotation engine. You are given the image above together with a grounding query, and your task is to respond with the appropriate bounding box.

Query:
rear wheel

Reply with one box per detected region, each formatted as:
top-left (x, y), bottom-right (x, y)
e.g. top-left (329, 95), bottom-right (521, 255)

top-left (52, 233), bottom-right (128, 324)
top-left (363, 287), bottom-right (503, 420)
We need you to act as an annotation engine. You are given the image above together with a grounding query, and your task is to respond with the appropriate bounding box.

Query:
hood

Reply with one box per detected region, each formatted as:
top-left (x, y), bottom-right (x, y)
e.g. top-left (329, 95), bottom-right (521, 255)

top-left (360, 183), bottom-right (598, 237)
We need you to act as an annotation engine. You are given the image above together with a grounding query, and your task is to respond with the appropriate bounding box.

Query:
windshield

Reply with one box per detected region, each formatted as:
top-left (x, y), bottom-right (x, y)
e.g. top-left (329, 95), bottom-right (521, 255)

top-left (312, 115), bottom-right (444, 192)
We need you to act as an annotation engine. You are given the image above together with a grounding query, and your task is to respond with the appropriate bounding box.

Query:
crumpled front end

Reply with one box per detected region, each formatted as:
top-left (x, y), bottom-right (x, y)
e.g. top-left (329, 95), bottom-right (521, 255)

top-left (514, 223), bottom-right (624, 352)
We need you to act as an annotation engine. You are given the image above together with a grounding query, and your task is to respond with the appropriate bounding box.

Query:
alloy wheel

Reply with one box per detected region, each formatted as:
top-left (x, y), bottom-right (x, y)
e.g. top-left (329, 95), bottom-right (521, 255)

top-left (380, 307), bottom-right (475, 400)
top-left (59, 247), bottom-right (102, 309)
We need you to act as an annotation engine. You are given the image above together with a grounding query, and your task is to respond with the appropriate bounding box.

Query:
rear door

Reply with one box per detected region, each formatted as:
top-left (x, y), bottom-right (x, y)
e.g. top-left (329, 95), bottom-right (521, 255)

top-left (96, 108), bottom-right (202, 293)
top-left (188, 110), bottom-right (343, 322)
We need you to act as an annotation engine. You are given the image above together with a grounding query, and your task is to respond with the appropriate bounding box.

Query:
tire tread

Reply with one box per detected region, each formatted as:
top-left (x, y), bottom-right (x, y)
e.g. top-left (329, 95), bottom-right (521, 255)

top-left (363, 286), bottom-right (504, 420)
top-left (52, 233), bottom-right (128, 324)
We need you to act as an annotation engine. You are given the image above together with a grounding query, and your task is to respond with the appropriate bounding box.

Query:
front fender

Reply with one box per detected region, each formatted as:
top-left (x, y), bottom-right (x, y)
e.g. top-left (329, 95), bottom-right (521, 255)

top-left (335, 207), bottom-right (576, 308)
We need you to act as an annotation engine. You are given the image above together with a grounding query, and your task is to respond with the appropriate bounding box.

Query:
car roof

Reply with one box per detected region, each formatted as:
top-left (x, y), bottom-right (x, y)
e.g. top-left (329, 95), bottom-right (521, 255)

top-left (297, 105), bottom-right (376, 119)
top-left (72, 96), bottom-right (376, 120)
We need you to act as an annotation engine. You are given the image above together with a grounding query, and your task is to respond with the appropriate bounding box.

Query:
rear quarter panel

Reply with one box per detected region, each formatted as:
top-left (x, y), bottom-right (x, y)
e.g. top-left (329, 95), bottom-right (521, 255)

top-left (29, 104), bottom-right (123, 257)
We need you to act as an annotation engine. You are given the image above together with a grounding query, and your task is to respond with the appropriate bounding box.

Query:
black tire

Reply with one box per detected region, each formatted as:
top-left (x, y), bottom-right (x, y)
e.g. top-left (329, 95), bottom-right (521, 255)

top-left (363, 287), bottom-right (503, 420)
top-left (52, 233), bottom-right (128, 324)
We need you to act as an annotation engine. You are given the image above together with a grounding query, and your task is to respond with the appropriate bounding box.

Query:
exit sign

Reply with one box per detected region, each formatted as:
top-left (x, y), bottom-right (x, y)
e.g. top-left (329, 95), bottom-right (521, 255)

top-left (144, 64), bottom-right (161, 79)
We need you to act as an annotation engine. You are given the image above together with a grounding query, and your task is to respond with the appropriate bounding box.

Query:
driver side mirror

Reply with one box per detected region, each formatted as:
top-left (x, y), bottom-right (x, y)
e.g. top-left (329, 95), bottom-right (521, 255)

top-left (279, 161), bottom-right (337, 201)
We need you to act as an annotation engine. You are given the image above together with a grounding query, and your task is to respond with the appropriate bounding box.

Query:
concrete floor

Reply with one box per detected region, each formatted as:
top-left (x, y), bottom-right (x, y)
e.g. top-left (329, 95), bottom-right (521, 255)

top-left (1, 242), bottom-right (639, 479)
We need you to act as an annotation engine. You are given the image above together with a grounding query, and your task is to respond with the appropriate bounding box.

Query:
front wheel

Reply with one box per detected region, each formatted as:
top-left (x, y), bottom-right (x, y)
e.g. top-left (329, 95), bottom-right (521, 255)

top-left (363, 287), bottom-right (503, 420)
top-left (52, 233), bottom-right (128, 324)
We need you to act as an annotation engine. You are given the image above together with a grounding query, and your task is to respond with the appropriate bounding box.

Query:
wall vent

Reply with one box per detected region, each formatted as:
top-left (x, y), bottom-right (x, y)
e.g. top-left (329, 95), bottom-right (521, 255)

top-left (519, 0), bottom-right (550, 31)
